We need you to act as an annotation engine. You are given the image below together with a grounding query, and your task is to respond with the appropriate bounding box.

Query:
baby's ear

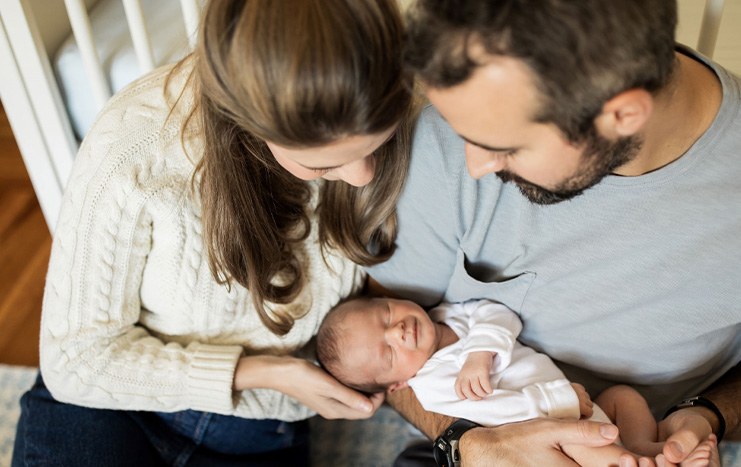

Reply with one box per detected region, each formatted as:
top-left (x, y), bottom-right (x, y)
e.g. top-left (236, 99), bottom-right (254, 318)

top-left (387, 381), bottom-right (409, 393)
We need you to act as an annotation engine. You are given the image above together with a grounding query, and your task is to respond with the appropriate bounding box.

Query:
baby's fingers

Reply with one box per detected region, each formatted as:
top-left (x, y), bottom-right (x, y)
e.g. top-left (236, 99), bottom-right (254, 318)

top-left (463, 382), bottom-right (483, 400)
top-left (481, 375), bottom-right (493, 395)
top-left (471, 377), bottom-right (491, 398)
top-left (455, 379), bottom-right (466, 400)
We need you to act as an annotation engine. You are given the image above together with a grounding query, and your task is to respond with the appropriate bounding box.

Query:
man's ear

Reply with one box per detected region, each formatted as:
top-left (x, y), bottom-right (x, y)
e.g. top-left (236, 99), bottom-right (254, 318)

top-left (594, 88), bottom-right (653, 139)
top-left (387, 381), bottom-right (409, 393)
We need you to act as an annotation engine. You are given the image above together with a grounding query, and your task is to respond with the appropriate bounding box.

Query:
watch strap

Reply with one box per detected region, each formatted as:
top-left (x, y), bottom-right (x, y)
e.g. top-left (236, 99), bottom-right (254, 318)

top-left (663, 396), bottom-right (726, 442)
top-left (433, 418), bottom-right (481, 467)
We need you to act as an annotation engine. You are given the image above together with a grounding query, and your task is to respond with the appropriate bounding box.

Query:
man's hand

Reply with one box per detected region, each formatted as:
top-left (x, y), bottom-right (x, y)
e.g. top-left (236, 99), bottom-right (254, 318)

top-left (455, 351), bottom-right (494, 400)
top-left (654, 434), bottom-right (719, 467)
top-left (656, 407), bottom-right (716, 465)
top-left (458, 417), bottom-right (619, 466)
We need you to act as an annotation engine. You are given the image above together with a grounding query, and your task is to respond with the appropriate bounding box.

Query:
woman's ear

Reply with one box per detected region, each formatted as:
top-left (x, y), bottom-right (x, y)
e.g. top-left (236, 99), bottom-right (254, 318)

top-left (387, 381), bottom-right (409, 393)
top-left (594, 89), bottom-right (653, 139)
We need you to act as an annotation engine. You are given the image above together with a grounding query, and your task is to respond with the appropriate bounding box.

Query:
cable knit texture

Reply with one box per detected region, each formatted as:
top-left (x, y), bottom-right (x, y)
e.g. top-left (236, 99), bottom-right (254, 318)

top-left (40, 62), bottom-right (365, 421)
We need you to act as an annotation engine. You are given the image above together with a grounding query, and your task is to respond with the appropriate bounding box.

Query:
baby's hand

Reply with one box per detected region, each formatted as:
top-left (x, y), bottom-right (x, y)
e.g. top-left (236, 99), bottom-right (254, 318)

top-left (455, 351), bottom-right (494, 400)
top-left (571, 382), bottom-right (594, 418)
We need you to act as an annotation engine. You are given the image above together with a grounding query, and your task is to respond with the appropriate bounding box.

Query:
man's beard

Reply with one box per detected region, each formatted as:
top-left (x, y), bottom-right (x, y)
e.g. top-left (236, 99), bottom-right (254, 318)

top-left (498, 130), bottom-right (642, 205)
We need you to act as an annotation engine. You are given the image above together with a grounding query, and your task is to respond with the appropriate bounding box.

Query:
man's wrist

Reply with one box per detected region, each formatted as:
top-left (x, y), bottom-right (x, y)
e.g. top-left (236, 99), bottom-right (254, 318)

top-left (664, 396), bottom-right (726, 442)
top-left (458, 424), bottom-right (487, 455)
top-left (433, 419), bottom-right (482, 467)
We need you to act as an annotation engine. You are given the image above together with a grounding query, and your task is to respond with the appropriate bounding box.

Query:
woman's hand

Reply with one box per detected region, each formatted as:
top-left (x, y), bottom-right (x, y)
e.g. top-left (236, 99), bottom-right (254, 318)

top-left (233, 355), bottom-right (384, 419)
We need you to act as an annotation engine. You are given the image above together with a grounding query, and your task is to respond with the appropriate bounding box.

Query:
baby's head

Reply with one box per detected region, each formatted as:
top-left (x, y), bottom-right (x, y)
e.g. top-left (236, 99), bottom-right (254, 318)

top-left (317, 297), bottom-right (439, 393)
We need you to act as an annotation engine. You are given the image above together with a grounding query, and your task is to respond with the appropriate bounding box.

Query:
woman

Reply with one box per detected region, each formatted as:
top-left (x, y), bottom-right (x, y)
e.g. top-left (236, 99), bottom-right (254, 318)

top-left (12, 0), bottom-right (415, 465)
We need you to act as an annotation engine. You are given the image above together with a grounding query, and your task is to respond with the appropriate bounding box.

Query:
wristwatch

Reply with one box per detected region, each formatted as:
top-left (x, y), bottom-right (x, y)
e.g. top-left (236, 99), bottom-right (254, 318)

top-left (663, 396), bottom-right (726, 442)
top-left (433, 418), bottom-right (481, 467)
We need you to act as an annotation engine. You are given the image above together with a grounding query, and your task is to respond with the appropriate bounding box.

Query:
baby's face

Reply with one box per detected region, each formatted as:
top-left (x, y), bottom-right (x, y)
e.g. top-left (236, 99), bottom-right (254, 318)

top-left (338, 298), bottom-right (438, 388)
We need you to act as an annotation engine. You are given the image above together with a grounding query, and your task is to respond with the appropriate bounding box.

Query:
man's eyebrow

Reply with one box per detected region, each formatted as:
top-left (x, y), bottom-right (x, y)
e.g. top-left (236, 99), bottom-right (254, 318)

top-left (459, 134), bottom-right (517, 153)
top-left (435, 113), bottom-right (518, 152)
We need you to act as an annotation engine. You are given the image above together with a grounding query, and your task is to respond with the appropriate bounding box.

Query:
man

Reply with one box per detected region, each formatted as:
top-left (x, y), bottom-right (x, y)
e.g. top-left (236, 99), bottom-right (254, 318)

top-left (368, 0), bottom-right (740, 465)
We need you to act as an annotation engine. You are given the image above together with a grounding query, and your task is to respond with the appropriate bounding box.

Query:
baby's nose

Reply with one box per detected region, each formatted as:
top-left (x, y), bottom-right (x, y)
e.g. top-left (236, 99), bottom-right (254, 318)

top-left (386, 320), bottom-right (406, 343)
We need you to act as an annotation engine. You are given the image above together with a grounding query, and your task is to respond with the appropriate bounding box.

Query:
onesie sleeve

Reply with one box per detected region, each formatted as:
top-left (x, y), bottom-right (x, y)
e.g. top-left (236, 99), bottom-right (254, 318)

top-left (40, 82), bottom-right (243, 414)
top-left (456, 300), bottom-right (523, 372)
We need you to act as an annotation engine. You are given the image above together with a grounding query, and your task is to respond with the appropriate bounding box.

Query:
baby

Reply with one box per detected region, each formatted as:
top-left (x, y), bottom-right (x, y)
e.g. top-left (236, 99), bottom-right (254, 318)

top-left (317, 298), bottom-right (715, 467)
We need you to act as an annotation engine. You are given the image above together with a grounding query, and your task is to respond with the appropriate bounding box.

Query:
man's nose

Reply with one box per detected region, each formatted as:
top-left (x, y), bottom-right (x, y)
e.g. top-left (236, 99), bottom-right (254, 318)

top-left (465, 143), bottom-right (506, 179)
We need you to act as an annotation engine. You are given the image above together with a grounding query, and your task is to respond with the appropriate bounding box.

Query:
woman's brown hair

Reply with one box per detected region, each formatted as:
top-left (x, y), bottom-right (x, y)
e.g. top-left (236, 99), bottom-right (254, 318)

top-left (186, 0), bottom-right (414, 335)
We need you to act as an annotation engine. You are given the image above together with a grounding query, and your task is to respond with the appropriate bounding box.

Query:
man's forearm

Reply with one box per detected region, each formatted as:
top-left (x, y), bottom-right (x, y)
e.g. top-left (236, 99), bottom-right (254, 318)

top-left (387, 387), bottom-right (456, 439)
top-left (703, 362), bottom-right (740, 439)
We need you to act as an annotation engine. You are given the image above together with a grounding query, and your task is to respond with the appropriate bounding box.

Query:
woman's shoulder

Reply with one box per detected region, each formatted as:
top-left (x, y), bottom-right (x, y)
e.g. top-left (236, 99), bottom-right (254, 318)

top-left (65, 60), bottom-right (198, 209)
top-left (82, 58), bottom-right (196, 149)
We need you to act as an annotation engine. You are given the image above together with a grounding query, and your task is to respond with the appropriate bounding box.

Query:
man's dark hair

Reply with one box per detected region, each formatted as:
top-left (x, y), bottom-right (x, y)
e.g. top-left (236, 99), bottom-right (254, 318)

top-left (405, 0), bottom-right (678, 141)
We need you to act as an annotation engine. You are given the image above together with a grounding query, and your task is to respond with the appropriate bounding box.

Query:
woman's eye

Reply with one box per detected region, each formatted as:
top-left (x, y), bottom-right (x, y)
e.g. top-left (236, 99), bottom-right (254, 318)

top-left (310, 167), bottom-right (332, 175)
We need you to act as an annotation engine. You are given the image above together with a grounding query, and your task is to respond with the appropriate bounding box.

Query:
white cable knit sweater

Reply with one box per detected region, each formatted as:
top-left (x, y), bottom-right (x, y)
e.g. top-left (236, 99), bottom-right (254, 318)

top-left (40, 63), bottom-right (365, 421)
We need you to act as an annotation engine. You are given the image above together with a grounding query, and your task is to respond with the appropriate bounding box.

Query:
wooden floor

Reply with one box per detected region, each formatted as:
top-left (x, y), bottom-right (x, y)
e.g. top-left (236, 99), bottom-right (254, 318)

top-left (0, 103), bottom-right (50, 367)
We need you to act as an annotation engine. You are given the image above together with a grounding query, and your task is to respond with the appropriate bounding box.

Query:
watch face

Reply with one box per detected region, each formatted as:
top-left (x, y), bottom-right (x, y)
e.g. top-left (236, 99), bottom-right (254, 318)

top-left (433, 419), bottom-right (480, 467)
top-left (433, 439), bottom-right (450, 466)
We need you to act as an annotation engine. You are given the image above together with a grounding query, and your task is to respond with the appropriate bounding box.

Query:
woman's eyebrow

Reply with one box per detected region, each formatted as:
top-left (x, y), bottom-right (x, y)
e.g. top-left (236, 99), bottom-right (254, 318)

top-left (298, 162), bottom-right (343, 171)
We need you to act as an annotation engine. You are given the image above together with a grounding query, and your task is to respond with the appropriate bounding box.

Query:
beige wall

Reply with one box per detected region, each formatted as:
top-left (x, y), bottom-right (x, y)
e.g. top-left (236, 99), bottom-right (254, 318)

top-left (678, 0), bottom-right (741, 74)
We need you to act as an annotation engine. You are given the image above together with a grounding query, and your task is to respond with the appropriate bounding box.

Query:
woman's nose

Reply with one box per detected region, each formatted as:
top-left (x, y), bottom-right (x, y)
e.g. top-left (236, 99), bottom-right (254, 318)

top-left (337, 155), bottom-right (375, 187)
top-left (465, 143), bottom-right (506, 179)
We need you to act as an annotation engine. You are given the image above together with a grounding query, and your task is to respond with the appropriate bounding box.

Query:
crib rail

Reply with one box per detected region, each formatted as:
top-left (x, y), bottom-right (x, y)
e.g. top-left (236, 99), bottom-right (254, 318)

top-left (698, 0), bottom-right (726, 57)
top-left (0, 0), bottom-right (203, 230)
top-left (64, 0), bottom-right (202, 109)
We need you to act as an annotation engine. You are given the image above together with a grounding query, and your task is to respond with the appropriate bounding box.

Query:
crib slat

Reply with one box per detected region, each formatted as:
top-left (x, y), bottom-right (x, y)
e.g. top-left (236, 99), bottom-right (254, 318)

top-left (122, 0), bottom-right (155, 73)
top-left (63, 0), bottom-right (111, 109)
top-left (179, 0), bottom-right (201, 49)
top-left (697, 0), bottom-right (726, 58)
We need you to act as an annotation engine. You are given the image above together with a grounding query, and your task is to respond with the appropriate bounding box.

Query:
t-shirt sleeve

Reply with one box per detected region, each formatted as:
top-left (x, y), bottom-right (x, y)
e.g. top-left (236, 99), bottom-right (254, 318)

top-left (367, 106), bottom-right (467, 307)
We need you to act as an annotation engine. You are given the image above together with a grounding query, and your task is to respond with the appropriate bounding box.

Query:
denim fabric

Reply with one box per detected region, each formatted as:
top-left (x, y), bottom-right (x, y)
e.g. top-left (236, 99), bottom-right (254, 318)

top-left (12, 374), bottom-right (309, 467)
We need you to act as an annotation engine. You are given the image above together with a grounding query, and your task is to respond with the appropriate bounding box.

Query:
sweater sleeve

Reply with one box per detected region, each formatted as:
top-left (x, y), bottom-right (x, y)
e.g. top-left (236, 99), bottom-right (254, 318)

top-left (39, 87), bottom-right (243, 414)
top-left (455, 300), bottom-right (523, 372)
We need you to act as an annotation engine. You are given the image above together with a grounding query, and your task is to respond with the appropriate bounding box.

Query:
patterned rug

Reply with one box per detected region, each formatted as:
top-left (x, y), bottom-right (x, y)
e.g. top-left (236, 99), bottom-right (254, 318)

top-left (1, 364), bottom-right (738, 467)
top-left (0, 365), bottom-right (35, 467)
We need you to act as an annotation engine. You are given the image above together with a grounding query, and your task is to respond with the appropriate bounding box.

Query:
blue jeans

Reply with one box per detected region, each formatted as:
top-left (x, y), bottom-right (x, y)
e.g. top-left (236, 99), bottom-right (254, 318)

top-left (12, 374), bottom-right (309, 467)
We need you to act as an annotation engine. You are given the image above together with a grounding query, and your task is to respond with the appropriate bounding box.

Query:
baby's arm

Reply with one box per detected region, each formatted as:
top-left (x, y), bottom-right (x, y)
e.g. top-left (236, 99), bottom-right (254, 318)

top-left (455, 351), bottom-right (496, 400)
top-left (447, 301), bottom-right (521, 400)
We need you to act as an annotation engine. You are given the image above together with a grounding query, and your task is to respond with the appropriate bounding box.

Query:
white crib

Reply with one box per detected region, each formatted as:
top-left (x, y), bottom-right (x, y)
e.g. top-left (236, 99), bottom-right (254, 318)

top-left (0, 0), bottom-right (734, 233)
top-left (0, 0), bottom-right (200, 230)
